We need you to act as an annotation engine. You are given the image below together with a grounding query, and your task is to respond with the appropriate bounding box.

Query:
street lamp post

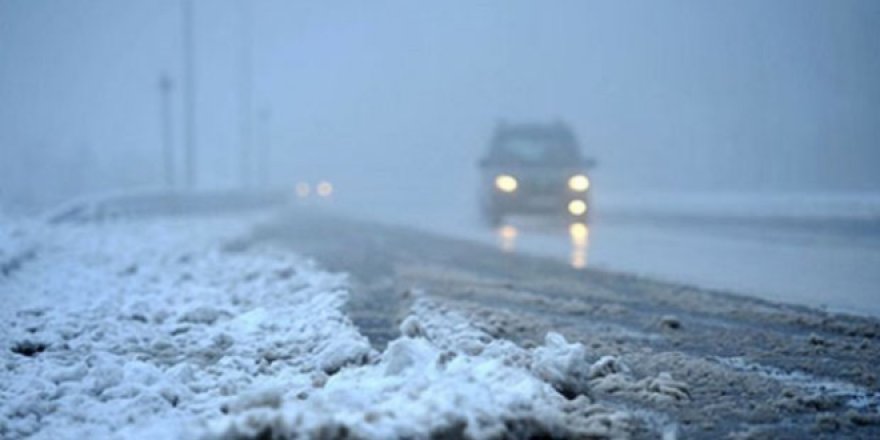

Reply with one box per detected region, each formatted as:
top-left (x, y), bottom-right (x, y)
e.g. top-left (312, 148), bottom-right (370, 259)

top-left (158, 74), bottom-right (175, 188)
top-left (258, 107), bottom-right (272, 188)
top-left (239, 0), bottom-right (253, 189)
top-left (182, 0), bottom-right (197, 189)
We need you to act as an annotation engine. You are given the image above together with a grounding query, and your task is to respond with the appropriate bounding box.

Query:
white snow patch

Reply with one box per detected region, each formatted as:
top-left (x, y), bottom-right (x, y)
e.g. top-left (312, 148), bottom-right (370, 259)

top-left (0, 216), bottom-right (371, 439)
top-left (1, 216), bottom-right (673, 439)
top-left (0, 213), bottom-right (39, 275)
top-left (202, 299), bottom-right (635, 439)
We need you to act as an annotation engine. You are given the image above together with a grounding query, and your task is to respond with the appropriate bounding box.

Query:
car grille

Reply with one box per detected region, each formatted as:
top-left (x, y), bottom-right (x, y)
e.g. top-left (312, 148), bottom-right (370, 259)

top-left (520, 179), bottom-right (563, 195)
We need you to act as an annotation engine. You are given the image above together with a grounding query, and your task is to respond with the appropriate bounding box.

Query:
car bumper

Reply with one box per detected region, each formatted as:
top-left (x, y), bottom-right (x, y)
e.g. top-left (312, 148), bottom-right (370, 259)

top-left (491, 192), bottom-right (589, 216)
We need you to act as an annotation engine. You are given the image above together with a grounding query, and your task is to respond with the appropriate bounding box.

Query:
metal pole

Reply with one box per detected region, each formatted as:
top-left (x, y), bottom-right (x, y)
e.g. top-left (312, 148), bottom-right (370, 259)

top-left (238, 0), bottom-right (253, 188)
top-left (159, 74), bottom-right (175, 188)
top-left (259, 107), bottom-right (271, 188)
top-left (182, 0), bottom-right (197, 189)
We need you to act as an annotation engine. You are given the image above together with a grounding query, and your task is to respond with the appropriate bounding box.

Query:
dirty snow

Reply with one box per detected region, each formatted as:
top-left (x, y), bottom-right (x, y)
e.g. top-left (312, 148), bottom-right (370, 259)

top-left (714, 356), bottom-right (880, 413)
top-left (0, 215), bottom-right (684, 438)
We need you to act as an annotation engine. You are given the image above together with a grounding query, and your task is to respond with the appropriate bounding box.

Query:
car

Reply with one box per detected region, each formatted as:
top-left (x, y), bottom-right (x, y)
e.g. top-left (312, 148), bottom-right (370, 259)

top-left (478, 121), bottom-right (595, 225)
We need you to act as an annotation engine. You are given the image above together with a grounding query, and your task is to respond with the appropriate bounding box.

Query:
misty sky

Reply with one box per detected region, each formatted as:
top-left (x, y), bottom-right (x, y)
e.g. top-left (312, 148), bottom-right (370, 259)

top-left (1, 0), bottom-right (879, 208)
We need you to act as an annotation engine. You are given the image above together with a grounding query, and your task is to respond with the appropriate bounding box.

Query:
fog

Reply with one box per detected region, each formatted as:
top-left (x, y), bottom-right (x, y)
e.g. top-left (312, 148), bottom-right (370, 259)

top-left (5, 4), bottom-right (880, 435)
top-left (2, 0), bottom-right (879, 212)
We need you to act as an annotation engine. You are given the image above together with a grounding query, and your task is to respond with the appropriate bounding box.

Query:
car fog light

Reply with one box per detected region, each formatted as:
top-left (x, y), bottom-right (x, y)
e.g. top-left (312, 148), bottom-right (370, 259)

top-left (568, 200), bottom-right (587, 216)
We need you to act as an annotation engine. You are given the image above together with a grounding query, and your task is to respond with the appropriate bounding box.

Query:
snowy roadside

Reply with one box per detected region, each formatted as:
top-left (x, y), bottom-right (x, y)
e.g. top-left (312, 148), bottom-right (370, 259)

top-left (1, 214), bottom-right (681, 439)
top-left (1, 214), bottom-right (373, 438)
top-left (0, 214), bottom-right (37, 278)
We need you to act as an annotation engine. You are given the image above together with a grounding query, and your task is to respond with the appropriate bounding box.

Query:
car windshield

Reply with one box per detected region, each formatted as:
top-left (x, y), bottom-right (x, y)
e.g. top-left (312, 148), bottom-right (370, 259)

top-left (492, 137), bottom-right (579, 165)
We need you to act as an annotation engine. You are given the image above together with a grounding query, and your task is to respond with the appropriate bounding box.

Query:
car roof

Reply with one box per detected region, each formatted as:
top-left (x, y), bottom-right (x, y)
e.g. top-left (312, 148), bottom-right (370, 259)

top-left (492, 121), bottom-right (578, 144)
top-left (486, 121), bottom-right (582, 163)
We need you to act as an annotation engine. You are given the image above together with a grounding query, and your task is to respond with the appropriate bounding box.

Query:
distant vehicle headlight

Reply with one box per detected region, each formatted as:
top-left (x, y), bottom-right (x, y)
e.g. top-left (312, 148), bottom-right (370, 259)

top-left (568, 200), bottom-right (587, 216)
top-left (295, 182), bottom-right (310, 198)
top-left (568, 174), bottom-right (590, 192)
top-left (316, 181), bottom-right (333, 197)
top-left (495, 175), bottom-right (518, 193)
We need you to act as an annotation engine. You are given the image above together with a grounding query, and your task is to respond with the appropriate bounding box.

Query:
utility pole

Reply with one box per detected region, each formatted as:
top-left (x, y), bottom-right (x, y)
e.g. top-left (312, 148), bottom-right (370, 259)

top-left (238, 0), bottom-right (254, 189)
top-left (258, 107), bottom-right (271, 188)
top-left (158, 73), bottom-right (175, 188)
top-left (182, 0), bottom-right (197, 189)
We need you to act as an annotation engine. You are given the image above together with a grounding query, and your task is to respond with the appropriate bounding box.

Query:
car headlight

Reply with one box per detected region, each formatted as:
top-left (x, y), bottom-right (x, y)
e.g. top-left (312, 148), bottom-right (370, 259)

top-left (316, 181), bottom-right (333, 197)
top-left (568, 200), bottom-right (587, 216)
top-left (295, 182), bottom-right (310, 198)
top-left (495, 175), bottom-right (518, 193)
top-left (568, 174), bottom-right (590, 192)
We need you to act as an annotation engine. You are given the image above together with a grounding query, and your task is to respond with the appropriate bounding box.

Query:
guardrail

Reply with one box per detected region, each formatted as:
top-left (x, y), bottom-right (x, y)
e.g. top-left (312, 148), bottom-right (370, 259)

top-left (46, 189), bottom-right (290, 224)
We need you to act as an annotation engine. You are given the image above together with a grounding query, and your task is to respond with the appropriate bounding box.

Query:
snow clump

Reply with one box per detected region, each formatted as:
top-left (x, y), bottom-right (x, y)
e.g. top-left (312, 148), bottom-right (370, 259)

top-left (0, 217), bottom-right (372, 439)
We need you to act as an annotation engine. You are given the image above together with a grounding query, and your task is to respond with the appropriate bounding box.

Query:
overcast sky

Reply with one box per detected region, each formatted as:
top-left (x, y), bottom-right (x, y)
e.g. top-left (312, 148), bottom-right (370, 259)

top-left (1, 0), bottom-right (879, 208)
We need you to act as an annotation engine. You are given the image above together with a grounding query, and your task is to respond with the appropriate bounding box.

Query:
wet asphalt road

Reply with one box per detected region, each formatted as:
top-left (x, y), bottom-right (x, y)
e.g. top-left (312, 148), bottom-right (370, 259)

top-left (248, 207), bottom-right (880, 438)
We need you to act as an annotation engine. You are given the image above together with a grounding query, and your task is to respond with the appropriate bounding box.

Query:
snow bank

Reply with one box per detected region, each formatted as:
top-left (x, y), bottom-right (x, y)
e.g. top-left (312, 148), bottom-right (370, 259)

top-left (0, 213), bottom-right (38, 277)
top-left (0, 216), bottom-right (372, 439)
top-left (1, 216), bottom-right (683, 439)
top-left (203, 298), bottom-right (634, 440)
top-left (203, 297), bottom-right (693, 439)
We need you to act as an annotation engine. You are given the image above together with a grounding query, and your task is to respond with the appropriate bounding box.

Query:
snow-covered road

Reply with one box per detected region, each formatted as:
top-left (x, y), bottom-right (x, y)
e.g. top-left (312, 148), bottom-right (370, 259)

top-left (1, 215), bottom-right (679, 439)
